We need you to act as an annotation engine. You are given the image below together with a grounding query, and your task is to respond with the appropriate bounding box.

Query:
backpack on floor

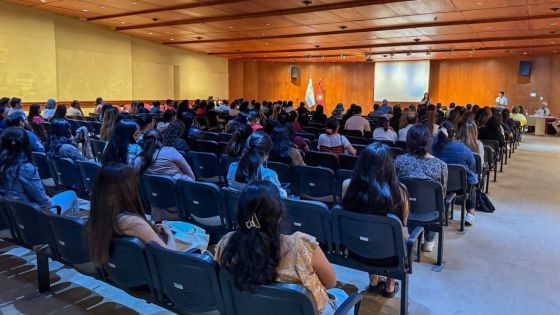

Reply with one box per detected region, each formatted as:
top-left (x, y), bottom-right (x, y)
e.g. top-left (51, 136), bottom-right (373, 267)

top-left (477, 192), bottom-right (495, 213)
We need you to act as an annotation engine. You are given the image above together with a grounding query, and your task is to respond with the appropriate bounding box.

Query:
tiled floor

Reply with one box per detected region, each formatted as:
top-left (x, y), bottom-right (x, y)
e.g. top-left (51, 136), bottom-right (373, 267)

top-left (1, 135), bottom-right (559, 315)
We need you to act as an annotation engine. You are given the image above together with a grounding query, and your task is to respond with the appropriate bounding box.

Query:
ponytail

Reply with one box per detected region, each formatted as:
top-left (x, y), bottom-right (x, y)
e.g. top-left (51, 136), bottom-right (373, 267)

top-left (137, 129), bottom-right (162, 174)
top-left (234, 132), bottom-right (271, 183)
top-left (437, 120), bottom-right (455, 149)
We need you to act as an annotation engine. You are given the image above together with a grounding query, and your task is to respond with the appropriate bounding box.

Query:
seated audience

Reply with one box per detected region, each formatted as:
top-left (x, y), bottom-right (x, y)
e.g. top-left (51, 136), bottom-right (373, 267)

top-left (6, 112), bottom-right (44, 153)
top-left (161, 120), bottom-right (189, 157)
top-left (318, 116), bottom-right (356, 155)
top-left (332, 103), bottom-right (345, 119)
top-left (510, 106), bottom-right (527, 128)
top-left (42, 99), bottom-right (56, 120)
top-left (394, 124), bottom-right (447, 252)
top-left (226, 124), bottom-right (253, 157)
top-left (67, 100), bottom-right (83, 117)
top-left (227, 131), bottom-right (287, 197)
top-left (100, 107), bottom-right (119, 140)
top-left (136, 113), bottom-right (155, 143)
top-left (206, 101), bottom-right (224, 130)
top-left (269, 126), bottom-right (305, 165)
top-left (101, 120), bottom-right (142, 165)
top-left (150, 101), bottom-right (162, 114)
top-left (7, 97), bottom-right (26, 119)
top-left (433, 120), bottom-right (477, 226)
top-left (0, 106), bottom-right (6, 132)
top-left (28, 103), bottom-right (45, 124)
top-left (457, 120), bottom-right (484, 161)
top-left (88, 163), bottom-right (176, 268)
top-left (215, 181), bottom-right (350, 314)
top-left (341, 143), bottom-right (409, 298)
top-left (344, 106), bottom-right (370, 135)
top-left (94, 97), bottom-right (104, 115)
top-left (478, 116), bottom-right (506, 148)
top-left (379, 99), bottom-right (391, 113)
top-left (312, 104), bottom-right (327, 124)
top-left (157, 109), bottom-right (176, 131)
top-left (52, 104), bottom-right (68, 121)
top-left (373, 116), bottom-right (398, 144)
top-left (46, 119), bottom-right (85, 161)
top-left (248, 111), bottom-right (263, 132)
top-left (216, 100), bottom-right (230, 113)
top-left (398, 111), bottom-right (418, 142)
top-left (368, 104), bottom-right (385, 118)
top-left (0, 127), bottom-right (78, 214)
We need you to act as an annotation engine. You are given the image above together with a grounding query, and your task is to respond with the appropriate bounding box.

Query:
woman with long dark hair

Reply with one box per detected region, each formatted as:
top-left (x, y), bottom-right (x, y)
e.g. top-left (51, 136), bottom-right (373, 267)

top-left (161, 120), bottom-right (190, 157)
top-left (46, 118), bottom-right (85, 161)
top-left (227, 131), bottom-right (286, 197)
top-left (52, 104), bottom-right (67, 121)
top-left (269, 126), bottom-right (305, 165)
top-left (312, 104), bottom-right (327, 124)
top-left (225, 123), bottom-right (252, 157)
top-left (318, 116), bottom-right (356, 155)
top-left (100, 107), bottom-right (119, 140)
top-left (28, 103), bottom-right (45, 124)
top-left (394, 124), bottom-right (447, 252)
top-left (372, 116), bottom-right (398, 143)
top-left (215, 181), bottom-right (351, 314)
top-left (478, 115), bottom-right (506, 148)
top-left (101, 119), bottom-right (141, 165)
top-left (342, 142), bottom-right (409, 298)
top-left (67, 100), bottom-right (84, 117)
top-left (87, 163), bottom-right (176, 267)
top-left (0, 127), bottom-right (78, 214)
top-left (433, 120), bottom-right (477, 226)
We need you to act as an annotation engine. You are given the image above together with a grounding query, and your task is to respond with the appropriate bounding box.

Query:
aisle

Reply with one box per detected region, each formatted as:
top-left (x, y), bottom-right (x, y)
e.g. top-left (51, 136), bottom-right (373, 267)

top-left (334, 135), bottom-right (560, 314)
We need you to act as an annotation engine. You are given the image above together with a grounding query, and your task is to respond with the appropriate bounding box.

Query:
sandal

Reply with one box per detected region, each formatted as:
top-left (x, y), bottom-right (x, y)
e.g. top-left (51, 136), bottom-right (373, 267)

top-left (366, 280), bottom-right (386, 295)
top-left (381, 281), bottom-right (399, 298)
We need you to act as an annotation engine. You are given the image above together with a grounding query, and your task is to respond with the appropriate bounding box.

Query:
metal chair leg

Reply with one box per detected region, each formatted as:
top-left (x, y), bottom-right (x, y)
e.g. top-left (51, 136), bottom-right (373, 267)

top-left (400, 274), bottom-right (409, 315)
top-left (36, 252), bottom-right (50, 293)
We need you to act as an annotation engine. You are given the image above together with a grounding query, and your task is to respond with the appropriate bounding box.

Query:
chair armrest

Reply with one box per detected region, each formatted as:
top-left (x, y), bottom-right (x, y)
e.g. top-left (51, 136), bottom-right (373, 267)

top-left (334, 292), bottom-right (363, 315)
top-left (50, 205), bottom-right (62, 215)
top-left (406, 226), bottom-right (424, 272)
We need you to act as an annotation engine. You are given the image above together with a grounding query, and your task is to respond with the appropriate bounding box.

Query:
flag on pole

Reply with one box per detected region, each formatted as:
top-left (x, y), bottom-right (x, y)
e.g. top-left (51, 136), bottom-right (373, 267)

top-left (305, 77), bottom-right (316, 107)
top-left (316, 79), bottom-right (325, 106)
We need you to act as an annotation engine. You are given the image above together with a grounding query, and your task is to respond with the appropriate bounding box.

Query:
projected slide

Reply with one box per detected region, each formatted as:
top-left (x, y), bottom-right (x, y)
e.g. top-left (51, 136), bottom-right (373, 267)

top-left (374, 61), bottom-right (430, 102)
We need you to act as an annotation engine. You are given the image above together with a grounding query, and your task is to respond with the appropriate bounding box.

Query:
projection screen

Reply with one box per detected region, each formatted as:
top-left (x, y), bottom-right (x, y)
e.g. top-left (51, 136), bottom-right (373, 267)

top-left (373, 60), bottom-right (430, 102)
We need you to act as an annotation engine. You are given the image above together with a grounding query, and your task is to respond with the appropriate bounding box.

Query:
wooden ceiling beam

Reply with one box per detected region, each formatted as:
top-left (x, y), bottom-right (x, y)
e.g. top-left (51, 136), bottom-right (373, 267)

top-left (163, 13), bottom-right (560, 45)
top-left (232, 44), bottom-right (558, 60)
top-left (207, 33), bottom-right (560, 55)
top-left (115, 0), bottom-right (414, 31)
top-left (86, 0), bottom-right (247, 21)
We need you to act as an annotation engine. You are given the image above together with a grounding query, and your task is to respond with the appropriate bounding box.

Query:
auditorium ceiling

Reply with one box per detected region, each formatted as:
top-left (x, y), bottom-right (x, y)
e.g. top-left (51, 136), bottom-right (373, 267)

top-left (7, 0), bottom-right (560, 62)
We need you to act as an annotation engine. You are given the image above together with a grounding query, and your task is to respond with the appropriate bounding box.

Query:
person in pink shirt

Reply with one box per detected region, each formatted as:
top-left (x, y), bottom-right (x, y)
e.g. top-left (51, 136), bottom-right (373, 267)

top-left (28, 103), bottom-right (45, 124)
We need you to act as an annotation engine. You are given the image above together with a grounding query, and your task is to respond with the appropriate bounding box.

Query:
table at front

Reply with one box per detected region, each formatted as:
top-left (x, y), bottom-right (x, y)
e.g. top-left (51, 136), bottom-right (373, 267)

top-left (527, 116), bottom-right (548, 136)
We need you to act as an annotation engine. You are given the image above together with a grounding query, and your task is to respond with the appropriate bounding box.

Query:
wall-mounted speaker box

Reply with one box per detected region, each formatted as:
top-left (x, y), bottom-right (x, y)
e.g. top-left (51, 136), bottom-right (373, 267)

top-left (291, 65), bottom-right (299, 79)
top-left (519, 61), bottom-right (531, 77)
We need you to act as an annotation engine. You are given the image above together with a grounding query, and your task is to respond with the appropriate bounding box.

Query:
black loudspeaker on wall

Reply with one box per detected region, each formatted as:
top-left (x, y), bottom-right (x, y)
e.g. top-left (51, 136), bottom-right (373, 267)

top-left (519, 61), bottom-right (531, 77)
top-left (291, 65), bottom-right (299, 79)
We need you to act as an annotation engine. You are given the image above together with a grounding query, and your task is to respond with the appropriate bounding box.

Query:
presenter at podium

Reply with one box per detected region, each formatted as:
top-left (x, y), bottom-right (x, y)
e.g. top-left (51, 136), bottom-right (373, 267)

top-left (495, 91), bottom-right (508, 111)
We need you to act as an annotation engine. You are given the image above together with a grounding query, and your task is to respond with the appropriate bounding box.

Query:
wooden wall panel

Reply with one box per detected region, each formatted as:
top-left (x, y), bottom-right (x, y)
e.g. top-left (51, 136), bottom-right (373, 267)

top-left (229, 55), bottom-right (560, 116)
top-left (229, 61), bottom-right (374, 114)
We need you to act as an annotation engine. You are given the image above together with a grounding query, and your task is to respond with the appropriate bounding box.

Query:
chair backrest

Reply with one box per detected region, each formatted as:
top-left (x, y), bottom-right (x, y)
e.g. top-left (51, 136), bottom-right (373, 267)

top-left (292, 165), bottom-right (335, 200)
top-left (339, 155), bottom-right (358, 170)
top-left (331, 206), bottom-right (406, 271)
top-left (447, 164), bottom-right (468, 195)
top-left (218, 132), bottom-right (233, 142)
top-left (390, 147), bottom-right (405, 158)
top-left (0, 198), bottom-right (13, 235)
top-left (140, 174), bottom-right (179, 210)
top-left (176, 180), bottom-right (228, 229)
top-left (282, 198), bottom-right (333, 252)
top-left (221, 187), bottom-right (240, 228)
top-left (52, 158), bottom-right (82, 189)
top-left (46, 215), bottom-right (90, 265)
top-left (189, 151), bottom-right (221, 183)
top-left (90, 122), bottom-right (102, 136)
top-left (473, 154), bottom-right (483, 175)
top-left (481, 139), bottom-right (499, 153)
top-left (266, 161), bottom-right (292, 187)
top-left (353, 144), bottom-right (366, 155)
top-left (104, 236), bottom-right (153, 290)
top-left (196, 139), bottom-right (219, 154)
top-left (483, 145), bottom-right (493, 164)
top-left (219, 270), bottom-right (318, 315)
top-left (75, 160), bottom-right (101, 194)
top-left (399, 178), bottom-right (444, 222)
top-left (90, 139), bottom-right (107, 162)
top-left (146, 243), bottom-right (224, 314)
top-left (346, 136), bottom-right (368, 145)
top-left (197, 131), bottom-right (219, 141)
top-left (302, 127), bottom-right (320, 136)
top-left (4, 199), bottom-right (55, 250)
top-left (31, 152), bottom-right (54, 180)
top-left (341, 129), bottom-right (363, 137)
top-left (305, 151), bottom-right (339, 171)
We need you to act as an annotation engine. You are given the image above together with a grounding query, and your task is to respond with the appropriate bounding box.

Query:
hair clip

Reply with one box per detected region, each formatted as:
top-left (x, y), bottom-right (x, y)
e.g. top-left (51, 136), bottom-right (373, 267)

top-left (245, 212), bottom-right (261, 230)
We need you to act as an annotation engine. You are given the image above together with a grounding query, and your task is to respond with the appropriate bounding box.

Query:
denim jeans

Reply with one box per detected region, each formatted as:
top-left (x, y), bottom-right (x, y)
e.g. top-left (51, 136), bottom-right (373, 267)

top-left (50, 190), bottom-right (78, 215)
top-left (322, 288), bottom-right (354, 315)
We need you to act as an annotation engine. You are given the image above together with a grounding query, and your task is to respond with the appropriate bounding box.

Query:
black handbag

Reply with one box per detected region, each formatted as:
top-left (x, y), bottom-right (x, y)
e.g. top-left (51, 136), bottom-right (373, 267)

top-left (477, 192), bottom-right (495, 213)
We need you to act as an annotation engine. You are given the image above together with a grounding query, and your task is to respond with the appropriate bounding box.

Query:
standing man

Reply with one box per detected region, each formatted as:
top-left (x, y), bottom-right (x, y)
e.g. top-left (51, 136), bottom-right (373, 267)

top-left (495, 91), bottom-right (508, 111)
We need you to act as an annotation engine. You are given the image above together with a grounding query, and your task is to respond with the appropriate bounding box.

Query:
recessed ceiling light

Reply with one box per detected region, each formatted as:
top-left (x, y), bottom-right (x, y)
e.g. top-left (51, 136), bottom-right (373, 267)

top-left (120, 21), bottom-right (126, 24)
top-left (170, 38), bottom-right (175, 41)
top-left (40, 0), bottom-right (47, 2)
top-left (261, 33), bottom-right (265, 36)
top-left (551, 41), bottom-right (556, 44)
top-left (307, 19), bottom-right (312, 22)
top-left (554, 50), bottom-right (558, 52)
top-left (476, 2), bottom-right (484, 5)
top-left (551, 22), bottom-right (557, 26)
top-left (523, 52), bottom-right (528, 54)
top-left (131, 2), bottom-right (138, 4)
top-left (81, 9), bottom-right (88, 12)
top-left (148, 32), bottom-right (153, 35)
top-left (266, 23), bottom-right (270, 26)
top-left (486, 27), bottom-right (492, 30)
top-left (206, 50), bottom-right (211, 53)
top-left (228, 26), bottom-right (233, 29)
top-left (101, 6), bottom-right (106, 9)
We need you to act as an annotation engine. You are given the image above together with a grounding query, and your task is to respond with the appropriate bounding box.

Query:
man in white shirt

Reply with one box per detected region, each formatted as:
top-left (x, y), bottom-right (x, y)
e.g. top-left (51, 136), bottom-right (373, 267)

top-left (495, 91), bottom-right (508, 110)
top-left (535, 101), bottom-right (551, 117)
top-left (398, 112), bottom-right (418, 142)
top-left (344, 106), bottom-right (371, 135)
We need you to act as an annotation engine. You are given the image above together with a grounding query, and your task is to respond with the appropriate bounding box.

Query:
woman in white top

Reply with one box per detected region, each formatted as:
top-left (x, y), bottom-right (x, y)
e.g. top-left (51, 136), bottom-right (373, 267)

top-left (318, 116), bottom-right (356, 155)
top-left (372, 117), bottom-right (398, 144)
